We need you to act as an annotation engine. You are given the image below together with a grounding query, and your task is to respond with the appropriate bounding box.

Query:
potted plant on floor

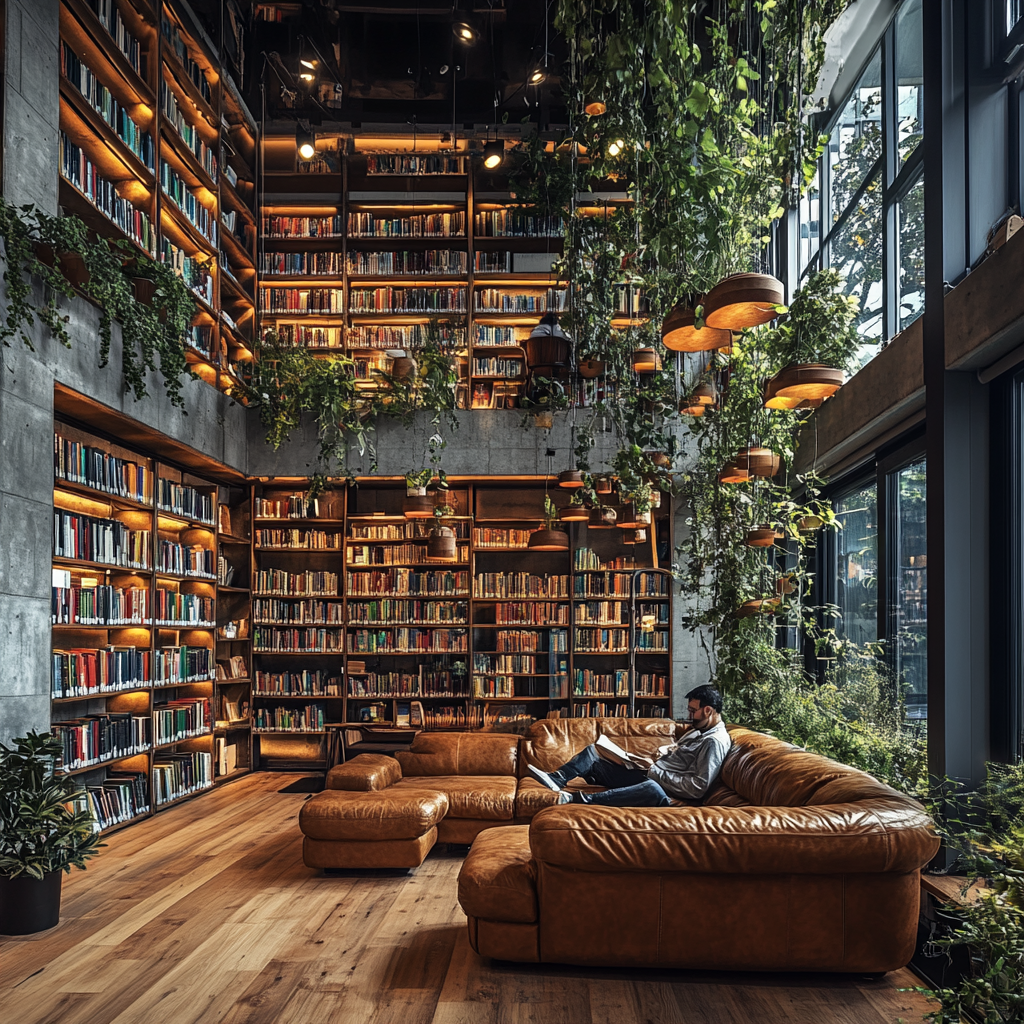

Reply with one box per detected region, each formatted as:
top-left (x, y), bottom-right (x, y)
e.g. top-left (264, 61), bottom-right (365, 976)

top-left (0, 731), bottom-right (102, 936)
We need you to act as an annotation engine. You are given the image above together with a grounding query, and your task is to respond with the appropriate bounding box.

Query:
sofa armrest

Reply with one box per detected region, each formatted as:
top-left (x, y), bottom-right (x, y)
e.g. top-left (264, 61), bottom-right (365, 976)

top-left (326, 754), bottom-right (402, 791)
top-left (529, 799), bottom-right (939, 875)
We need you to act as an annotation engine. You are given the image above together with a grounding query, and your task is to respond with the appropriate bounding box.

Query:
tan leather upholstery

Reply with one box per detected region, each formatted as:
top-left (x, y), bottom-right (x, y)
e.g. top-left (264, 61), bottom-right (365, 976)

top-left (515, 777), bottom-right (604, 819)
top-left (303, 830), bottom-right (437, 869)
top-left (458, 726), bottom-right (941, 973)
top-left (299, 789), bottom-right (448, 841)
top-left (391, 776), bottom-right (517, 820)
top-left (520, 718), bottom-right (683, 775)
top-left (396, 732), bottom-right (519, 776)
top-left (326, 754), bottom-right (403, 791)
top-left (437, 817), bottom-right (502, 844)
top-left (457, 826), bottom-right (537, 923)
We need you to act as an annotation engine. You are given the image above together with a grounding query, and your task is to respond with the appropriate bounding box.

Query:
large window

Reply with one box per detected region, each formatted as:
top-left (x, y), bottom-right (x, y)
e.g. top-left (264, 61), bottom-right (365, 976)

top-left (801, 0), bottom-right (924, 366)
top-left (834, 484), bottom-right (879, 647)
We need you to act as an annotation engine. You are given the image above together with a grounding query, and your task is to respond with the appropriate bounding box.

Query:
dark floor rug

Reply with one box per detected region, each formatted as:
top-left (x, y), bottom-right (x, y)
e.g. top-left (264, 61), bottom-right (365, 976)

top-left (278, 776), bottom-right (325, 794)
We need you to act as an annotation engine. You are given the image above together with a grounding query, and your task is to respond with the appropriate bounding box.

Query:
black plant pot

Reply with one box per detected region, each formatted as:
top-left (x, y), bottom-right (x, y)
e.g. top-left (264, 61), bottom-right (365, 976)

top-left (0, 871), bottom-right (62, 935)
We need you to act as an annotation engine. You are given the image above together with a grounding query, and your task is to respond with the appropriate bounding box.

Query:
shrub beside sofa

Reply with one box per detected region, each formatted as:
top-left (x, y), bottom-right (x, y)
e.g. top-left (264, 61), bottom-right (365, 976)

top-left (299, 720), bottom-right (939, 972)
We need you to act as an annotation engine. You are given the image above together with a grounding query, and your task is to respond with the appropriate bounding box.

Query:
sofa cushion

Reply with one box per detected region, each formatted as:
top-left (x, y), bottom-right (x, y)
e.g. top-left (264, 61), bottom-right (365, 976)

top-left (299, 789), bottom-right (448, 842)
top-left (396, 732), bottom-right (519, 777)
top-left (458, 825), bottom-right (537, 923)
top-left (326, 753), bottom-right (402, 791)
top-left (721, 727), bottom-right (876, 807)
top-left (702, 778), bottom-right (751, 807)
top-left (392, 775), bottom-right (517, 820)
top-left (515, 777), bottom-right (604, 819)
top-left (521, 718), bottom-right (683, 775)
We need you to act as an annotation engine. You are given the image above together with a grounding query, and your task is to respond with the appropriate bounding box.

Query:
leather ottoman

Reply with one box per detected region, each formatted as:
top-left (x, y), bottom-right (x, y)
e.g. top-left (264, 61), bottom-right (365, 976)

top-left (299, 788), bottom-right (449, 870)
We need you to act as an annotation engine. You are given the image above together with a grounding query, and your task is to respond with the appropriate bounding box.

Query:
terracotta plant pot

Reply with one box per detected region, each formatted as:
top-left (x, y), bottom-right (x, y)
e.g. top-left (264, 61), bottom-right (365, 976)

top-left (58, 251), bottom-right (90, 289)
top-left (527, 528), bottom-right (569, 551)
top-left (578, 359), bottom-right (605, 379)
top-left (745, 527), bottom-right (777, 548)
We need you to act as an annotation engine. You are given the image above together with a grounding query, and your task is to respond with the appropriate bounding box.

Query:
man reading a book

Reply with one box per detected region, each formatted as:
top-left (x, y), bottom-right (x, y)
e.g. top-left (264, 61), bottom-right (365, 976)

top-left (528, 685), bottom-right (731, 806)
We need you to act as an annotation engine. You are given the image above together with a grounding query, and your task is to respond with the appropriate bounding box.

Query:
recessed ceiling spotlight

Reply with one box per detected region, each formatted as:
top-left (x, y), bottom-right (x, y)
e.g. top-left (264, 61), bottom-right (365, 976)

top-left (453, 22), bottom-right (478, 44)
top-left (482, 140), bottom-right (504, 169)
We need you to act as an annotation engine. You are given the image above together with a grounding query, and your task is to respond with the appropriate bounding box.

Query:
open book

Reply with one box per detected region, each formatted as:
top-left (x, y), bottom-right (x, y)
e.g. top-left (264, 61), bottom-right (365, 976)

top-left (596, 733), bottom-right (655, 771)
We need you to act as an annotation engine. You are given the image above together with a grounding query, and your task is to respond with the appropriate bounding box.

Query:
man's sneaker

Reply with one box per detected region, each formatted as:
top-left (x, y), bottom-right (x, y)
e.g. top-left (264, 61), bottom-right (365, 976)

top-left (555, 790), bottom-right (574, 804)
top-left (527, 764), bottom-right (564, 792)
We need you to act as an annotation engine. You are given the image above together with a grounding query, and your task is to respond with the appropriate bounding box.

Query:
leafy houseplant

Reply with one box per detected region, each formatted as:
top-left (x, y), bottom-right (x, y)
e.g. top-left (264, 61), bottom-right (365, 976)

top-left (405, 468), bottom-right (433, 496)
top-left (0, 731), bottom-right (102, 935)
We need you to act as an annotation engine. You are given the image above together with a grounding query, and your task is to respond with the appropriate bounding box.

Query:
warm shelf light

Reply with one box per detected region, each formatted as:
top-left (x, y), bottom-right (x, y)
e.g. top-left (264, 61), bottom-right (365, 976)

top-left (704, 273), bottom-right (785, 330)
top-left (660, 304), bottom-right (731, 352)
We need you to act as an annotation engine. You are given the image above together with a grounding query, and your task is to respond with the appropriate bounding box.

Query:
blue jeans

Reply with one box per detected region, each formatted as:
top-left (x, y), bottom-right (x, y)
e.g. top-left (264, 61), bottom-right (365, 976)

top-left (555, 743), bottom-right (672, 807)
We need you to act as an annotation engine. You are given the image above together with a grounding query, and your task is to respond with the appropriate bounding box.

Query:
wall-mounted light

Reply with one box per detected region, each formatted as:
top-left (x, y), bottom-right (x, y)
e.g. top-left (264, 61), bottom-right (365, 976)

top-left (297, 125), bottom-right (316, 160)
top-left (482, 140), bottom-right (504, 169)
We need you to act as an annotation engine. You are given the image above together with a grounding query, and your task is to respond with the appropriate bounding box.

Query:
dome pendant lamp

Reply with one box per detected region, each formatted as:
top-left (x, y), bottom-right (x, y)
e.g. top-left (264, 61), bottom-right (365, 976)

top-left (704, 273), bottom-right (785, 331)
top-left (528, 527), bottom-right (569, 551)
top-left (660, 305), bottom-right (731, 352)
top-left (765, 364), bottom-right (844, 405)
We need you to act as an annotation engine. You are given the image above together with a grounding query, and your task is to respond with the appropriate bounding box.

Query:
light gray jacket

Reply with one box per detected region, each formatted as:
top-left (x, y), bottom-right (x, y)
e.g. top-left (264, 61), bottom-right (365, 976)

top-left (646, 721), bottom-right (732, 800)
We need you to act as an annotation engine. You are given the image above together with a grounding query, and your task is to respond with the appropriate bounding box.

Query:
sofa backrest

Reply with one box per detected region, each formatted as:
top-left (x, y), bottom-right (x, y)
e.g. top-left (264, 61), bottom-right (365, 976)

top-left (520, 718), bottom-right (684, 776)
top-left (396, 732), bottom-right (519, 776)
top-left (721, 726), bottom-right (906, 807)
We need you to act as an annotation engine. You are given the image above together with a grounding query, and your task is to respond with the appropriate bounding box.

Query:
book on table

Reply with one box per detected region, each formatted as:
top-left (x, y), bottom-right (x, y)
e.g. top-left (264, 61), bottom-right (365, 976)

top-left (595, 733), bottom-right (655, 771)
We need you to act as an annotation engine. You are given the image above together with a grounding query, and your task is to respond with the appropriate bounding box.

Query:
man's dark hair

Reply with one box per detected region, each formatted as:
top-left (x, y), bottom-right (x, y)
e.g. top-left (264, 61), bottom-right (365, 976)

top-left (686, 684), bottom-right (723, 714)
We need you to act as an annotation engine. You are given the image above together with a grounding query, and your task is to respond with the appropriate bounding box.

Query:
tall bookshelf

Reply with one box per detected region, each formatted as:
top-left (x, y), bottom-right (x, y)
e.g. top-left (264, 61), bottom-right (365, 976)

top-left (258, 139), bottom-right (570, 407)
top-left (51, 420), bottom-right (250, 833)
top-left (56, 0), bottom-right (257, 395)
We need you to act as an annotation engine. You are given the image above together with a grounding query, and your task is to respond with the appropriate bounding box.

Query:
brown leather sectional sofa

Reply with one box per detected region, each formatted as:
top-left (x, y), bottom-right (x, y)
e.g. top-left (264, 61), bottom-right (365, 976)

top-left (299, 718), bottom-right (939, 972)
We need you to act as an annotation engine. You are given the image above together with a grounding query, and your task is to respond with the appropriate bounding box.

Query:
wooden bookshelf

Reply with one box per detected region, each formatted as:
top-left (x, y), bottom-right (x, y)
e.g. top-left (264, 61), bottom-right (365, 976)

top-left (51, 420), bottom-right (249, 832)
top-left (56, 0), bottom-right (258, 395)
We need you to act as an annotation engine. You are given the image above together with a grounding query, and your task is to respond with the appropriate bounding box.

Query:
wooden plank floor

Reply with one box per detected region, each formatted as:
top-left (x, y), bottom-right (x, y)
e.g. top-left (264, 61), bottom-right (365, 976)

top-left (0, 773), bottom-right (936, 1024)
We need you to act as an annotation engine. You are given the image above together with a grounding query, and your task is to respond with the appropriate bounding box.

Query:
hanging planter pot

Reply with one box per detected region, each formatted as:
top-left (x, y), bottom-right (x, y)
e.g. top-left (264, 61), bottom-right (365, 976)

top-left (766, 363), bottom-right (845, 405)
top-left (527, 527), bottom-right (569, 551)
top-left (679, 398), bottom-right (705, 417)
top-left (426, 526), bottom-right (457, 561)
top-left (617, 504), bottom-right (651, 529)
top-left (745, 526), bottom-right (777, 548)
top-left (533, 411), bottom-right (553, 430)
top-left (798, 514), bottom-right (824, 533)
top-left (578, 358), bottom-right (604, 379)
top-left (593, 475), bottom-right (614, 495)
top-left (631, 348), bottom-right (661, 374)
top-left (718, 462), bottom-right (749, 484)
top-left (402, 494), bottom-right (435, 519)
top-left (557, 470), bottom-right (584, 489)
top-left (559, 504), bottom-right (589, 522)
top-left (58, 251), bottom-right (90, 289)
top-left (703, 272), bottom-right (784, 330)
top-left (736, 447), bottom-right (780, 478)
top-left (660, 304), bottom-right (731, 352)
top-left (0, 871), bottom-right (63, 935)
top-left (589, 506), bottom-right (617, 528)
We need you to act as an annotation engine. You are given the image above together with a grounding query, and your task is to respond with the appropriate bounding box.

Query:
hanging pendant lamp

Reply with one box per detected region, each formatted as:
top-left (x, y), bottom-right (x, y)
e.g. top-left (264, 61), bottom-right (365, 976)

top-left (557, 470), bottom-right (584, 489)
top-left (403, 494), bottom-right (436, 518)
top-left (745, 526), bottom-right (777, 548)
top-left (426, 526), bottom-right (458, 561)
top-left (736, 447), bottom-right (780, 478)
top-left (660, 305), bottom-right (731, 352)
top-left (718, 461), bottom-right (749, 484)
top-left (691, 381), bottom-right (717, 405)
top-left (766, 363), bottom-right (844, 404)
top-left (528, 527), bottom-right (569, 551)
top-left (679, 398), bottom-right (705, 416)
top-left (631, 348), bottom-right (661, 374)
top-left (559, 503), bottom-right (590, 522)
top-left (616, 504), bottom-right (651, 529)
top-left (584, 97), bottom-right (606, 116)
top-left (704, 273), bottom-right (785, 330)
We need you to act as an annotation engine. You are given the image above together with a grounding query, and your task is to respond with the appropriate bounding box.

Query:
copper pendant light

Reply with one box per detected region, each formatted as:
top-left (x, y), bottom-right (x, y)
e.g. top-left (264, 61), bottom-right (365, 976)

top-left (557, 469), bottom-right (585, 489)
top-left (527, 528), bottom-right (569, 551)
top-left (426, 526), bottom-right (457, 561)
top-left (584, 97), bottom-right (607, 116)
top-left (679, 399), bottom-right (705, 416)
top-left (660, 305), bottom-right (731, 352)
top-left (736, 447), bottom-right (780, 478)
top-left (718, 461), bottom-right (750, 484)
top-left (768, 363), bottom-right (845, 403)
top-left (691, 381), bottom-right (717, 405)
top-left (593, 475), bottom-right (614, 495)
top-left (704, 273), bottom-right (785, 330)
top-left (735, 597), bottom-right (780, 618)
top-left (403, 494), bottom-right (436, 518)
top-left (578, 358), bottom-right (604, 379)
top-left (631, 348), bottom-right (662, 374)
top-left (559, 503), bottom-right (590, 522)
top-left (763, 374), bottom-right (804, 410)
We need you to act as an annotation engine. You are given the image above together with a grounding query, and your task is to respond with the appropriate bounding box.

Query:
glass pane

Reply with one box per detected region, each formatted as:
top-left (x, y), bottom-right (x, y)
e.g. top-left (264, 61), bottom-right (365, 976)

top-left (897, 174), bottom-right (925, 331)
top-left (895, 0), bottom-right (924, 166)
top-left (835, 485), bottom-right (878, 647)
top-left (799, 162), bottom-right (821, 272)
top-left (892, 460), bottom-right (927, 726)
top-left (1009, 0), bottom-right (1022, 33)
top-left (828, 172), bottom-right (884, 364)
top-left (828, 49), bottom-right (882, 222)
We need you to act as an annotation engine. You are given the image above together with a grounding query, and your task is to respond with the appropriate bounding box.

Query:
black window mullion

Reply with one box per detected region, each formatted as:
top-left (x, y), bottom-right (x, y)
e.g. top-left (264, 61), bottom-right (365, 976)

top-left (817, 154), bottom-right (885, 255)
top-left (882, 25), bottom-right (899, 342)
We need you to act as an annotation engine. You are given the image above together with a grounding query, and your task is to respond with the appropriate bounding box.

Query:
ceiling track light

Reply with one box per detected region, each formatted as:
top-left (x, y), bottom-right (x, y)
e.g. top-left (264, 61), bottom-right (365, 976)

top-left (453, 21), bottom-right (478, 44)
top-left (482, 140), bottom-right (504, 169)
top-left (296, 125), bottom-right (316, 161)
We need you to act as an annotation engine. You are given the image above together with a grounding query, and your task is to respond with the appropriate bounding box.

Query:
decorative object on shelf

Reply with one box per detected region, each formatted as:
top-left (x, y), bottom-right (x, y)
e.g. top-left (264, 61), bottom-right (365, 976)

top-left (557, 469), bottom-right (584, 489)
top-left (764, 363), bottom-right (844, 408)
top-left (718, 461), bottom-right (749, 484)
top-left (632, 529), bottom-right (648, 543)
top-left (745, 526), bottom-right (777, 548)
top-left (525, 313), bottom-right (571, 370)
top-left (528, 495), bottom-right (569, 550)
top-left (703, 272), bottom-right (785, 330)
top-left (578, 358), bottom-right (604, 378)
top-left (589, 505), bottom-right (617, 528)
top-left (661, 305), bottom-right (730, 352)
top-left (736, 446), bottom-right (780, 478)
top-left (0, 730), bottom-right (102, 935)
top-left (631, 348), bottom-right (661, 374)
